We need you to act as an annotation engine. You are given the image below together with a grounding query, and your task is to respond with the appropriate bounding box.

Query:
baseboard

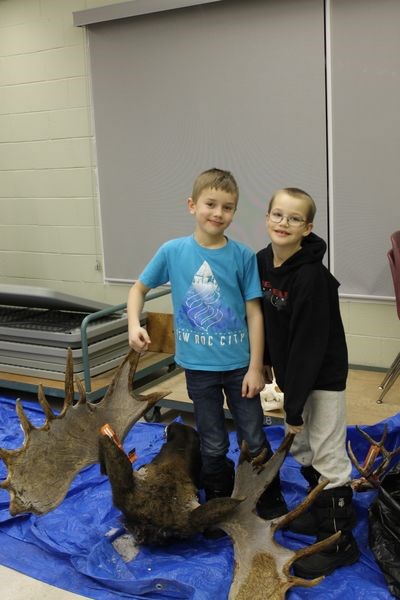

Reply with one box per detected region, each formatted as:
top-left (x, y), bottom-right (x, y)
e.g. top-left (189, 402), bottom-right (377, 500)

top-left (349, 364), bottom-right (386, 373)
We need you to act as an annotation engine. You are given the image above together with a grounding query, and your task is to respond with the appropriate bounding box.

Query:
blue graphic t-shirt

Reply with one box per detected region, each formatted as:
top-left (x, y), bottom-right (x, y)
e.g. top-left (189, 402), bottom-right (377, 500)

top-left (139, 235), bottom-right (262, 371)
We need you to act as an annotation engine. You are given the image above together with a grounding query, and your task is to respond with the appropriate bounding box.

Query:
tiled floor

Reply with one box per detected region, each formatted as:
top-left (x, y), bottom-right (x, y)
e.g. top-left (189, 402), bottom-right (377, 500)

top-left (0, 368), bottom-right (398, 599)
top-left (0, 564), bottom-right (90, 600)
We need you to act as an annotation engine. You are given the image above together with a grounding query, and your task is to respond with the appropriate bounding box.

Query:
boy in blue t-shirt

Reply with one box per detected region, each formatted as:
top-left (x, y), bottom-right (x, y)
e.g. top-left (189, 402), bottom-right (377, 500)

top-left (128, 168), bottom-right (286, 518)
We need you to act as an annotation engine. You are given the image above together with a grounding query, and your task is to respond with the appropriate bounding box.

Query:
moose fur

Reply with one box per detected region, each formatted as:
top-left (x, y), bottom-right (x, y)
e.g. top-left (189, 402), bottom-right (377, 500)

top-left (99, 421), bottom-right (240, 545)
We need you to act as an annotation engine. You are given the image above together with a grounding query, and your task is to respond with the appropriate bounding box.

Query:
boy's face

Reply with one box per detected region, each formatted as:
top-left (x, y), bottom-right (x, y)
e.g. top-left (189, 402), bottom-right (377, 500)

top-left (188, 187), bottom-right (237, 242)
top-left (266, 191), bottom-right (313, 251)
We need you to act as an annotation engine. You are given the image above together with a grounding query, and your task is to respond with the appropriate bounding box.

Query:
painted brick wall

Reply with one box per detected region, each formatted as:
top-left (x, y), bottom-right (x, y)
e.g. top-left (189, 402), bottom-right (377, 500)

top-left (0, 0), bottom-right (130, 305)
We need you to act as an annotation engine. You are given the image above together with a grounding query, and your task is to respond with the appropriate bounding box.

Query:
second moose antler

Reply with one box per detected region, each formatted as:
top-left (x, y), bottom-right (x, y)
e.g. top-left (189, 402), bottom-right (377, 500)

top-left (0, 349), bottom-right (167, 515)
top-left (215, 434), bottom-right (340, 600)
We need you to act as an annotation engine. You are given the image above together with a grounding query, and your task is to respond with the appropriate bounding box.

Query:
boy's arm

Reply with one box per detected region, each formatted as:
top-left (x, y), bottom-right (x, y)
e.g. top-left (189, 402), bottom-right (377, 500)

top-left (242, 298), bottom-right (265, 398)
top-left (127, 280), bottom-right (152, 352)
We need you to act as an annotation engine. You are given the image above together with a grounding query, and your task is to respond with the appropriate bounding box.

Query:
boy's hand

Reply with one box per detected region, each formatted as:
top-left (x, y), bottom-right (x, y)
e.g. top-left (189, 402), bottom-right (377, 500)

top-left (241, 367), bottom-right (265, 398)
top-left (129, 326), bottom-right (151, 352)
top-left (285, 422), bottom-right (304, 435)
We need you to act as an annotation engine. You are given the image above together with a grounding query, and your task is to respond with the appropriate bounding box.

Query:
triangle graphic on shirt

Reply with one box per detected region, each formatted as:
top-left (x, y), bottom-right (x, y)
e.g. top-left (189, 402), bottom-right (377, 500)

top-left (177, 261), bottom-right (240, 333)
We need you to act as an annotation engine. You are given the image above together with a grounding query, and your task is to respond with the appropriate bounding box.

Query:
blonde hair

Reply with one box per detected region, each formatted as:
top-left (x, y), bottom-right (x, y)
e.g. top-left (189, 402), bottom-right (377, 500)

top-left (191, 168), bottom-right (239, 203)
top-left (268, 187), bottom-right (316, 222)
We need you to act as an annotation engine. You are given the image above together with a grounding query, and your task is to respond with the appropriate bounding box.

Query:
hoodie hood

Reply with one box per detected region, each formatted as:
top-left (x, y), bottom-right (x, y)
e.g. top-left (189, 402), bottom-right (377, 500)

top-left (267, 231), bottom-right (326, 273)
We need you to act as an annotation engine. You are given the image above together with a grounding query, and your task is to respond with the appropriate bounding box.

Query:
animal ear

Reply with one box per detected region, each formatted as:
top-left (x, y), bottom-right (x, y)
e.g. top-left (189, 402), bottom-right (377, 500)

top-left (189, 497), bottom-right (242, 531)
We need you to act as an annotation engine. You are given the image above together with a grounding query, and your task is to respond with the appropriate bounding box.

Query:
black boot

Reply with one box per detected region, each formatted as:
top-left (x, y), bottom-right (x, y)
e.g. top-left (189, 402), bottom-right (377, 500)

top-left (202, 459), bottom-right (235, 538)
top-left (286, 465), bottom-right (320, 535)
top-left (257, 472), bottom-right (288, 520)
top-left (293, 486), bottom-right (360, 578)
top-left (300, 465), bottom-right (321, 490)
top-left (202, 458), bottom-right (235, 501)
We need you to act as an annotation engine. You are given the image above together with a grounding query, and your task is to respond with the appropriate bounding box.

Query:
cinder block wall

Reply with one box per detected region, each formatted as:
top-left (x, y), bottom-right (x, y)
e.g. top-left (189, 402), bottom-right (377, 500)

top-left (0, 0), bottom-right (398, 368)
top-left (0, 0), bottom-right (169, 310)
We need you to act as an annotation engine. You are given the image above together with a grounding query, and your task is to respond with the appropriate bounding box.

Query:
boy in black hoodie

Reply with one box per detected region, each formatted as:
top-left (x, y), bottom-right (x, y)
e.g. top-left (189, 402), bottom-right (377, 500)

top-left (256, 187), bottom-right (359, 578)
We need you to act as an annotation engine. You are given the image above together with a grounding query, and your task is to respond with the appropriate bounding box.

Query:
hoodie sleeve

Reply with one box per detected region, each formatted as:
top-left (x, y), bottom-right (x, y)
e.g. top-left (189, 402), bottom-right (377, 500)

top-left (256, 247), bottom-right (272, 367)
top-left (263, 338), bottom-right (272, 368)
top-left (283, 265), bottom-right (331, 426)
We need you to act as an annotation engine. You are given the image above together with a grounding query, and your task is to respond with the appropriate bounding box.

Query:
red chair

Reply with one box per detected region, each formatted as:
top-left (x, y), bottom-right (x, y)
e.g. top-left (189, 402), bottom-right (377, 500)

top-left (377, 231), bottom-right (400, 403)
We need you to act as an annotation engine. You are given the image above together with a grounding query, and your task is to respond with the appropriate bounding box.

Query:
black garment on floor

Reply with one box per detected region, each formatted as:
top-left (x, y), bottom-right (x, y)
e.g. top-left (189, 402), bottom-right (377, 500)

top-left (369, 461), bottom-right (400, 599)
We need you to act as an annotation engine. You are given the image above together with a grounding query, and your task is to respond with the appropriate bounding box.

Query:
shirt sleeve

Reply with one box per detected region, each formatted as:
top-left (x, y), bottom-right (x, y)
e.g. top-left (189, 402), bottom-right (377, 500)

top-left (138, 243), bottom-right (170, 289)
top-left (243, 250), bottom-right (263, 300)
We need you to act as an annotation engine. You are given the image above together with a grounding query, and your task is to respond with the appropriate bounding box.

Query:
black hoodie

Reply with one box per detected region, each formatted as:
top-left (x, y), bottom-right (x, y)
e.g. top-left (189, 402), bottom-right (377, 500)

top-left (256, 232), bottom-right (348, 426)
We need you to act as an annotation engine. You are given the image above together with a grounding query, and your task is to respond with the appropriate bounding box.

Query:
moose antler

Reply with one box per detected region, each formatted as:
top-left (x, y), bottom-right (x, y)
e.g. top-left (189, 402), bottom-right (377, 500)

top-left (348, 424), bottom-right (400, 491)
top-left (217, 434), bottom-right (340, 600)
top-left (0, 349), bottom-right (168, 516)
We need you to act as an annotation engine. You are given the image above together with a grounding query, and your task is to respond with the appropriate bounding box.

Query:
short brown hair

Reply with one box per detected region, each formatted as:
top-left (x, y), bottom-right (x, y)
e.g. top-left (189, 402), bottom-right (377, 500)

top-left (268, 187), bottom-right (316, 222)
top-left (191, 168), bottom-right (239, 203)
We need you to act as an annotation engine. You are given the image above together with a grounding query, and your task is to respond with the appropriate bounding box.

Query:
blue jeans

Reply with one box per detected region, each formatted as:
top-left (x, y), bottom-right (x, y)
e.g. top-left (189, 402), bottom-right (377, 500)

top-left (185, 367), bottom-right (271, 476)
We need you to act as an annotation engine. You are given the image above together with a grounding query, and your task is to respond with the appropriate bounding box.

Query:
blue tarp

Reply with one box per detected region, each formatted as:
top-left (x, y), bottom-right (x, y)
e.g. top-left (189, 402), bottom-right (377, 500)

top-left (0, 391), bottom-right (398, 599)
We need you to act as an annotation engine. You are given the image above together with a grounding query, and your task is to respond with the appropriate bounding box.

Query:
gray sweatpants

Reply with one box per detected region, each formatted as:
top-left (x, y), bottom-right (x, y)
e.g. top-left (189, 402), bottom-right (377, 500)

top-left (286, 389), bottom-right (352, 488)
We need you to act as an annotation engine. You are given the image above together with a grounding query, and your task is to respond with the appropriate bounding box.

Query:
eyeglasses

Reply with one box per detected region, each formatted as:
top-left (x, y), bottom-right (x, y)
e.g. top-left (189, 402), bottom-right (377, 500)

top-left (269, 210), bottom-right (307, 228)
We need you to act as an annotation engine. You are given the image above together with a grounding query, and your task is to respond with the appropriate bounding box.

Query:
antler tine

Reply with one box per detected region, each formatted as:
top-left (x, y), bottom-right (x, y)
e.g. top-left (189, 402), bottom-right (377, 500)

top-left (377, 436), bottom-right (400, 462)
top-left (286, 574), bottom-right (325, 590)
top-left (0, 475), bottom-right (11, 490)
top-left (127, 350), bottom-right (141, 397)
top-left (74, 375), bottom-right (88, 406)
top-left (380, 423), bottom-right (388, 446)
top-left (251, 447), bottom-right (270, 469)
top-left (372, 445), bottom-right (400, 479)
top-left (276, 480), bottom-right (329, 531)
top-left (238, 440), bottom-right (251, 465)
top-left (384, 445), bottom-right (400, 462)
top-left (100, 348), bottom-right (140, 405)
top-left (37, 384), bottom-right (56, 422)
top-left (355, 423), bottom-right (388, 448)
top-left (59, 347), bottom-right (75, 416)
top-left (0, 447), bottom-right (14, 467)
top-left (347, 440), bottom-right (365, 475)
top-left (290, 531), bottom-right (341, 565)
top-left (15, 399), bottom-right (34, 436)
